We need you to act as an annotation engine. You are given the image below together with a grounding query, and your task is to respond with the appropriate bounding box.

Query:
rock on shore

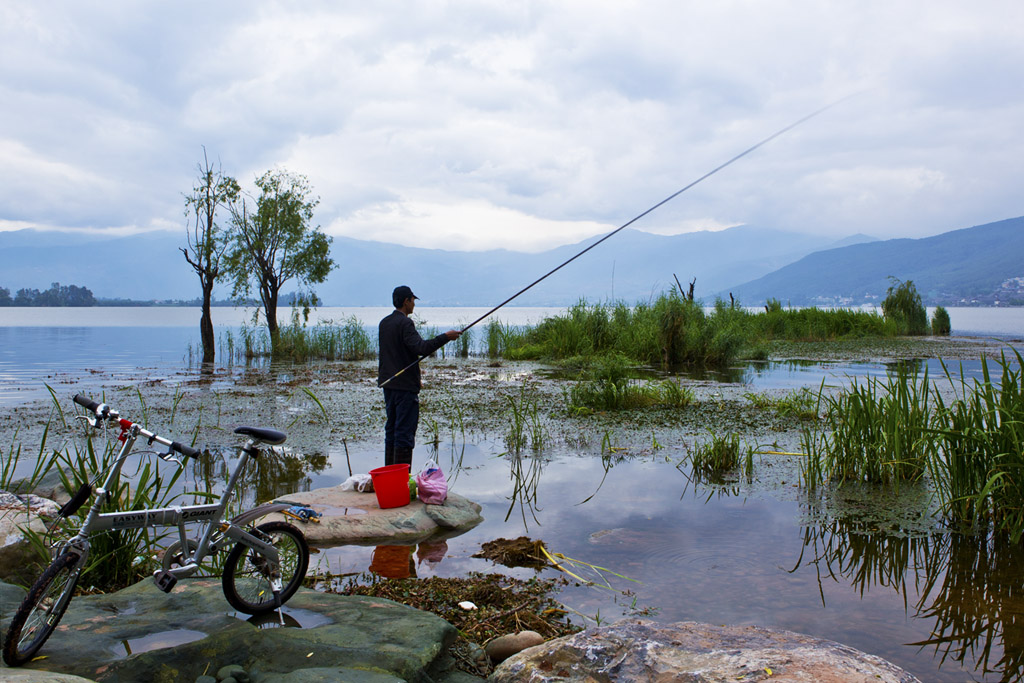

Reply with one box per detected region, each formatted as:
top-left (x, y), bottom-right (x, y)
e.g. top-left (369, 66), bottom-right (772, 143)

top-left (490, 619), bottom-right (922, 683)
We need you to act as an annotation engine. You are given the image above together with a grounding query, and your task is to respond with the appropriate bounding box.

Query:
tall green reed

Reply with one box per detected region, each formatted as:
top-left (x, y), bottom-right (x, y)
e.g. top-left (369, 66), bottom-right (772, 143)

top-left (801, 369), bottom-right (933, 486)
top-left (929, 351), bottom-right (1024, 538)
top-left (801, 350), bottom-right (1024, 541)
top-left (503, 388), bottom-right (548, 453)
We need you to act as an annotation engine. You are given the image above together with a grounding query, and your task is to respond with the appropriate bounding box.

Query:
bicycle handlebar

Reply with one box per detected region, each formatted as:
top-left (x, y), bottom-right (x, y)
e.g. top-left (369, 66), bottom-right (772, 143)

top-left (73, 393), bottom-right (201, 460)
top-left (73, 393), bottom-right (108, 416)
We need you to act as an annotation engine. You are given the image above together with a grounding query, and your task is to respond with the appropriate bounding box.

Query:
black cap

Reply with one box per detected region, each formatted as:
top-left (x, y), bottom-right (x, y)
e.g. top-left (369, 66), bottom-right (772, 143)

top-left (393, 285), bottom-right (418, 308)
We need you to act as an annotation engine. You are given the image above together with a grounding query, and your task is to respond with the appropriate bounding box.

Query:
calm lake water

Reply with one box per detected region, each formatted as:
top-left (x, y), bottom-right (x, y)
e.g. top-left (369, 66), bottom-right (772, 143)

top-left (2, 305), bottom-right (1024, 680)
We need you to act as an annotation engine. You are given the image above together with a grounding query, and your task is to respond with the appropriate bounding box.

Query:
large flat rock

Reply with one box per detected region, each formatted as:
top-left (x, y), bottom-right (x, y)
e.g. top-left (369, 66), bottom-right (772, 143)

top-left (0, 578), bottom-right (472, 683)
top-left (490, 619), bottom-right (922, 683)
top-left (265, 489), bottom-right (483, 546)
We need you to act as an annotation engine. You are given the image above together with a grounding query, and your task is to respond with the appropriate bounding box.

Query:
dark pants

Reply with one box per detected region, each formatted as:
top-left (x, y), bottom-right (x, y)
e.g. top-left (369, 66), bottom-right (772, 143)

top-left (384, 389), bottom-right (419, 450)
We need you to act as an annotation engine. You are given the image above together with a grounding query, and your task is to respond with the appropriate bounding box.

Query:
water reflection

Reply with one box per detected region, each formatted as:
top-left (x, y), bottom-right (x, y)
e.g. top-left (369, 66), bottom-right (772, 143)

top-left (505, 452), bottom-right (549, 527)
top-left (187, 447), bottom-right (329, 506)
top-left (792, 508), bottom-right (1024, 681)
top-left (370, 545), bottom-right (416, 579)
top-left (368, 541), bottom-right (450, 579)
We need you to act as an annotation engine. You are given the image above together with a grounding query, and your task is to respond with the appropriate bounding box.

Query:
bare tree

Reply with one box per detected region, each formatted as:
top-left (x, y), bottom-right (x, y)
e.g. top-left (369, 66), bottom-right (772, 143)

top-left (181, 148), bottom-right (240, 365)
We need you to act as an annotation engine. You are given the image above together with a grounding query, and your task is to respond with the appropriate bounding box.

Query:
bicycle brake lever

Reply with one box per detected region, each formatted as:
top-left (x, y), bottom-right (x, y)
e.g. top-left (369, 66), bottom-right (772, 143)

top-left (75, 414), bottom-right (102, 430)
top-left (158, 450), bottom-right (183, 465)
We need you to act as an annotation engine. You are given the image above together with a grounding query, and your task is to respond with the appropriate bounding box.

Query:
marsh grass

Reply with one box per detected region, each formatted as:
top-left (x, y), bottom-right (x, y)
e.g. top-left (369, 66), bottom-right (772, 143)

top-left (1, 387), bottom-right (65, 495)
top-left (749, 306), bottom-right (898, 341)
top-left (745, 387), bottom-right (819, 420)
top-left (503, 290), bottom-right (914, 371)
top-left (801, 369), bottom-right (933, 486)
top-left (690, 433), bottom-right (744, 478)
top-left (487, 320), bottom-right (527, 359)
top-left (503, 389), bottom-right (548, 454)
top-left (505, 295), bottom-right (743, 368)
top-left (564, 354), bottom-right (695, 413)
top-left (802, 350), bottom-right (1024, 540)
top-left (233, 312), bottom-right (374, 362)
top-left (929, 352), bottom-right (1024, 538)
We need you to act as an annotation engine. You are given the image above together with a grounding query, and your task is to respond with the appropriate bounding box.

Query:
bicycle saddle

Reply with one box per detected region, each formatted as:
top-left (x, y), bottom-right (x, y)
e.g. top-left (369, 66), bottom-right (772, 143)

top-left (234, 426), bottom-right (287, 445)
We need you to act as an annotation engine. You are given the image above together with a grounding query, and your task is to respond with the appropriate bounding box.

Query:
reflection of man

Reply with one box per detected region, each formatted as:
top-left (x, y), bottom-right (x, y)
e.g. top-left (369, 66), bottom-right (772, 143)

top-left (378, 285), bottom-right (461, 467)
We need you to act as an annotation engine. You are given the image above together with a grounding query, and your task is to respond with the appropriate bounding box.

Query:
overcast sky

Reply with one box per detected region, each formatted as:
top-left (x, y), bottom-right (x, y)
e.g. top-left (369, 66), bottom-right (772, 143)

top-left (2, 1), bottom-right (1022, 252)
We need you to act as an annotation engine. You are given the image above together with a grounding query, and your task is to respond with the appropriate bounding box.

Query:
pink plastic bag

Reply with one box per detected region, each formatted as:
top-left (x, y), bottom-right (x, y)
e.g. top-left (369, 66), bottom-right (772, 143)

top-left (416, 459), bottom-right (448, 505)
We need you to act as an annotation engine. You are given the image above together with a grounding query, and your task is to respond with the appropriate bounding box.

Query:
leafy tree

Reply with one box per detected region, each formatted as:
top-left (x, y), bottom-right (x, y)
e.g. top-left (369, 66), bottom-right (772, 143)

top-left (181, 149), bottom-right (240, 364)
top-left (0, 286), bottom-right (10, 306)
top-left (931, 305), bottom-right (951, 335)
top-left (10, 283), bottom-right (94, 306)
top-left (14, 288), bottom-right (38, 305)
top-left (226, 169), bottom-right (334, 354)
top-left (881, 278), bottom-right (928, 335)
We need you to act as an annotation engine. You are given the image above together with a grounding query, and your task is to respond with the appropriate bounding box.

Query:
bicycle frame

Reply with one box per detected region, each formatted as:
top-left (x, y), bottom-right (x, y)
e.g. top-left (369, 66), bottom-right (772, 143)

top-left (63, 413), bottom-right (288, 579)
top-left (2, 394), bottom-right (310, 667)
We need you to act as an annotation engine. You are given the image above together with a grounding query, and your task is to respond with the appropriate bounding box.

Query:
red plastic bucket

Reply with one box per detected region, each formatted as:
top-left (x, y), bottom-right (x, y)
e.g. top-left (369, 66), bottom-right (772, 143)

top-left (369, 463), bottom-right (411, 509)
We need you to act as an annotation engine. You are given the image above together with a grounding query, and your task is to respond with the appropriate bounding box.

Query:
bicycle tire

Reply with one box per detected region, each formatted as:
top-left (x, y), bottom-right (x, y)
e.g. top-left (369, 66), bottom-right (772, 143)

top-left (221, 521), bottom-right (308, 615)
top-left (3, 551), bottom-right (82, 666)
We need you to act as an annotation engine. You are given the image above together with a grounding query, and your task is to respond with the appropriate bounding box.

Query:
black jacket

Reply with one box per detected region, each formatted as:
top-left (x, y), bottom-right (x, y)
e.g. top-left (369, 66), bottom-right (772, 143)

top-left (377, 310), bottom-right (449, 392)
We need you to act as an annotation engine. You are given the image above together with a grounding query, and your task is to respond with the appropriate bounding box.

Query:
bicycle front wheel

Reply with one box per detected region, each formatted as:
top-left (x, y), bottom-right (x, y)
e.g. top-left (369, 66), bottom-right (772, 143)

top-left (222, 521), bottom-right (308, 615)
top-left (3, 551), bottom-right (82, 666)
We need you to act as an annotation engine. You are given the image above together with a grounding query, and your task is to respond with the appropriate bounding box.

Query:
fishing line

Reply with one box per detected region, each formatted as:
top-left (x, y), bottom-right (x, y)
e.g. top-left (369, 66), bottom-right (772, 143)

top-left (379, 96), bottom-right (854, 387)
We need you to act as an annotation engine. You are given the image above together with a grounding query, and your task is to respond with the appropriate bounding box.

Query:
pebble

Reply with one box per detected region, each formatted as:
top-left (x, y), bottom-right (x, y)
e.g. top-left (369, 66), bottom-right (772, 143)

top-left (216, 664), bottom-right (250, 682)
top-left (485, 630), bottom-right (545, 662)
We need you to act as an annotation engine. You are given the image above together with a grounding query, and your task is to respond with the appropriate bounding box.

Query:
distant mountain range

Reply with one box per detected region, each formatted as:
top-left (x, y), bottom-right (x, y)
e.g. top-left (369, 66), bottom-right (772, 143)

top-left (725, 216), bottom-right (1024, 306)
top-left (0, 216), bottom-right (1020, 307)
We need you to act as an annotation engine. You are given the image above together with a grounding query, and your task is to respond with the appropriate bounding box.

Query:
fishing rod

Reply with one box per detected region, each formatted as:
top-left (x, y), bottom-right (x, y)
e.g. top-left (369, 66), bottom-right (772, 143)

top-left (379, 96), bottom-right (852, 388)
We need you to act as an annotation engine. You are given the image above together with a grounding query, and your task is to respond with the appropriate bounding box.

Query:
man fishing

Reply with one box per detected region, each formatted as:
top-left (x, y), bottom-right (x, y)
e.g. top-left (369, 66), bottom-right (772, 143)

top-left (378, 285), bottom-right (461, 467)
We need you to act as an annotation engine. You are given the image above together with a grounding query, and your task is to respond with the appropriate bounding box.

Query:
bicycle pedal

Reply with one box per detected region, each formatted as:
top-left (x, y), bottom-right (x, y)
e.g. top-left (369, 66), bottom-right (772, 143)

top-left (153, 569), bottom-right (178, 593)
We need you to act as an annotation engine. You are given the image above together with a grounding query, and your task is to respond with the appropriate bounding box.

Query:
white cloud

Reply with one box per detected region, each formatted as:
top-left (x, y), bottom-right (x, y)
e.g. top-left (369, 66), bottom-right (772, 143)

top-left (331, 198), bottom-right (610, 252)
top-left (0, 1), bottom-right (1022, 247)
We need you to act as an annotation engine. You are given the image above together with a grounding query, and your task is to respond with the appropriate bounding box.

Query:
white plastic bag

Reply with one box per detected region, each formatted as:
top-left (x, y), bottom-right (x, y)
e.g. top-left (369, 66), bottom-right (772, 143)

top-left (340, 473), bottom-right (374, 492)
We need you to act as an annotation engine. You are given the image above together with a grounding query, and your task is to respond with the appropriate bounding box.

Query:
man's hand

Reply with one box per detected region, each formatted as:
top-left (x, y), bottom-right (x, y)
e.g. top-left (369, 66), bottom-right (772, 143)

top-left (445, 329), bottom-right (462, 341)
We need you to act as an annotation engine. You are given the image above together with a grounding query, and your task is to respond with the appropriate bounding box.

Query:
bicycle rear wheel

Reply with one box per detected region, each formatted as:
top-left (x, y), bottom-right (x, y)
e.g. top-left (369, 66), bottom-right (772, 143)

top-left (222, 521), bottom-right (308, 615)
top-left (3, 551), bottom-right (82, 666)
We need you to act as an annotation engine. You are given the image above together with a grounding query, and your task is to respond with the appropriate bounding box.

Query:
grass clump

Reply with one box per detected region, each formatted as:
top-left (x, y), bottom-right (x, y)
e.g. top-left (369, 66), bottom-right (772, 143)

top-left (929, 352), bottom-right (1024, 538)
top-left (691, 433), bottom-right (742, 474)
top-left (506, 293), bottom-right (744, 369)
top-left (801, 369), bottom-right (933, 486)
top-left (749, 305), bottom-right (899, 340)
top-left (801, 350), bottom-right (1024, 541)
top-left (564, 354), bottom-right (694, 413)
top-left (503, 388), bottom-right (548, 453)
top-left (745, 388), bottom-right (819, 420)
